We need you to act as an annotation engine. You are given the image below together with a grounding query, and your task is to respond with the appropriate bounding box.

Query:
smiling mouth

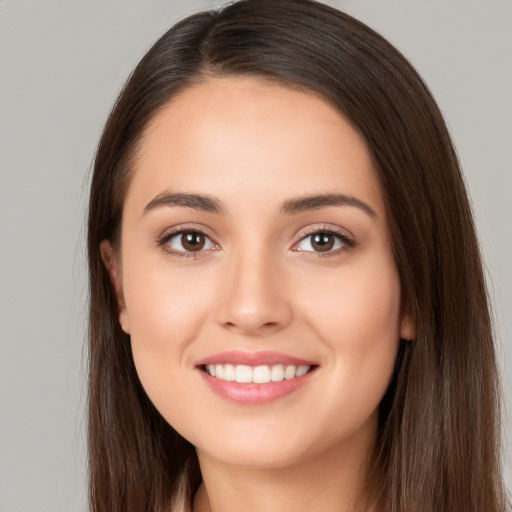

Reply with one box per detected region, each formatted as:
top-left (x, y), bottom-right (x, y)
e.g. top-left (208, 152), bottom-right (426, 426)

top-left (201, 364), bottom-right (314, 384)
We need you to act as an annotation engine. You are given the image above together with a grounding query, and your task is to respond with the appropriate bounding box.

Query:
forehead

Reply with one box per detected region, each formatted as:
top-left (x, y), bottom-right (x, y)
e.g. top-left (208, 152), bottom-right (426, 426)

top-left (126, 76), bottom-right (386, 219)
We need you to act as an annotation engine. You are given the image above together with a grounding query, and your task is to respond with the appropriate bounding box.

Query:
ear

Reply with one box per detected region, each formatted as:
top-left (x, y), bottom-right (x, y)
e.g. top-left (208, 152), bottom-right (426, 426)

top-left (399, 309), bottom-right (416, 341)
top-left (100, 240), bottom-right (130, 334)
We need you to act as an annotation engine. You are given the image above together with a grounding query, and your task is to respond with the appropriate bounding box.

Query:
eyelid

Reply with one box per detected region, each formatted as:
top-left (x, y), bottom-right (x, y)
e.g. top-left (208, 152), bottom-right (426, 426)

top-left (156, 223), bottom-right (354, 258)
top-left (291, 224), bottom-right (355, 253)
top-left (158, 224), bottom-right (220, 256)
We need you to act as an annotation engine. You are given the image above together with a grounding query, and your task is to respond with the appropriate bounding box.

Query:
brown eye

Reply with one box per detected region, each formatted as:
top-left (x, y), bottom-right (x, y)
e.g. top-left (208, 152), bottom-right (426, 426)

top-left (162, 230), bottom-right (217, 254)
top-left (181, 232), bottom-right (206, 251)
top-left (295, 230), bottom-right (351, 254)
top-left (311, 233), bottom-right (335, 252)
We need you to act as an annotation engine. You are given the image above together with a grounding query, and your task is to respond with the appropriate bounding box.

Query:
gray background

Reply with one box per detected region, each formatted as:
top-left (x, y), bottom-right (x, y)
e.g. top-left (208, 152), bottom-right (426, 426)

top-left (0, 1), bottom-right (511, 510)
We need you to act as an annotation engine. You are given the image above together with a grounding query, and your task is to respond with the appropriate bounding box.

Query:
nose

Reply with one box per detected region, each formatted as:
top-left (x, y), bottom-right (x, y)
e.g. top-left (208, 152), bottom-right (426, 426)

top-left (215, 248), bottom-right (293, 336)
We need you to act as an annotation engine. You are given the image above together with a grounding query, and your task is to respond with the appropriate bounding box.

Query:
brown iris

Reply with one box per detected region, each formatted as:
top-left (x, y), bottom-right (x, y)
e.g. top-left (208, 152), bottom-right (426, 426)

top-left (311, 233), bottom-right (335, 252)
top-left (181, 232), bottom-right (206, 251)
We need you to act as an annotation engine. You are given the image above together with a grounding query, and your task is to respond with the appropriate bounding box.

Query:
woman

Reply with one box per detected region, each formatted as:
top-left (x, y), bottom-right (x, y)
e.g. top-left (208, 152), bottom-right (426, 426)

top-left (87, 1), bottom-right (506, 511)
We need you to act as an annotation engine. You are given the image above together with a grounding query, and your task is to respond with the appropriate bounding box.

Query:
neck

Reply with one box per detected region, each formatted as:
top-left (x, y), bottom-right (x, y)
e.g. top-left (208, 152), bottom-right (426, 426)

top-left (193, 429), bottom-right (375, 512)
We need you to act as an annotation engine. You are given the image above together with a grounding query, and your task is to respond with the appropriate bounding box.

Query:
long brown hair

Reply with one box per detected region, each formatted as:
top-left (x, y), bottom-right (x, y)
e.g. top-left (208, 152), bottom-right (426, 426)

top-left (87, 1), bottom-right (505, 510)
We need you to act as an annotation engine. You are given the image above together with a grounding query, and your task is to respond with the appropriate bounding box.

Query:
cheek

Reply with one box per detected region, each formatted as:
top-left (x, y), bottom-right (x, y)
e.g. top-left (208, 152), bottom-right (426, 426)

top-left (125, 270), bottom-right (208, 346)
top-left (295, 256), bottom-right (402, 395)
top-left (121, 255), bottom-right (214, 399)
top-left (301, 260), bottom-right (401, 331)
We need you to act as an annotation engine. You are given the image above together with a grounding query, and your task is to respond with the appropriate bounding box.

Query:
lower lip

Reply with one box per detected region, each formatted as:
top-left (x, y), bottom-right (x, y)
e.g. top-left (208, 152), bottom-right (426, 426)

top-left (197, 368), bottom-right (316, 405)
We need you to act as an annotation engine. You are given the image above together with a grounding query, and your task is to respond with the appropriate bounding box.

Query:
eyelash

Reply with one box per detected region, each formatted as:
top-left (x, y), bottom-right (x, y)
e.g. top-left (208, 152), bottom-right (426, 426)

top-left (293, 225), bottom-right (355, 256)
top-left (157, 225), bottom-right (355, 259)
top-left (158, 226), bottom-right (219, 259)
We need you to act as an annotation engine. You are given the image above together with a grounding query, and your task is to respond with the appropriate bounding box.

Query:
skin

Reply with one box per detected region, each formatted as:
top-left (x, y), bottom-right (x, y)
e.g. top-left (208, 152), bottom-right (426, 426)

top-left (102, 76), bottom-right (414, 512)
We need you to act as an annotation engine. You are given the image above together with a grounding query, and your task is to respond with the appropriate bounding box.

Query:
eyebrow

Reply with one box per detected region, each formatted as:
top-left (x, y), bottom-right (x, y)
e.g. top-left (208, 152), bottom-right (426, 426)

top-left (143, 191), bottom-right (376, 219)
top-left (143, 192), bottom-right (225, 215)
top-left (281, 193), bottom-right (377, 218)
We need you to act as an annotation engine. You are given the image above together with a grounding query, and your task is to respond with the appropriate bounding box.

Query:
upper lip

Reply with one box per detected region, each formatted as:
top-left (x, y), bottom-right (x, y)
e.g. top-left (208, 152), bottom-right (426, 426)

top-left (195, 350), bottom-right (317, 367)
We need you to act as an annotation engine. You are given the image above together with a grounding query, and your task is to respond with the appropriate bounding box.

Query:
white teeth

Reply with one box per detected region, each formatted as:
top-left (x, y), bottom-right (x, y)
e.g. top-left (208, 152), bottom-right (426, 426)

top-left (296, 365), bottom-right (310, 377)
top-left (271, 364), bottom-right (285, 382)
top-left (235, 365), bottom-right (252, 383)
top-left (224, 364), bottom-right (235, 381)
top-left (284, 365), bottom-right (296, 380)
top-left (253, 365), bottom-right (271, 383)
top-left (205, 363), bottom-right (311, 383)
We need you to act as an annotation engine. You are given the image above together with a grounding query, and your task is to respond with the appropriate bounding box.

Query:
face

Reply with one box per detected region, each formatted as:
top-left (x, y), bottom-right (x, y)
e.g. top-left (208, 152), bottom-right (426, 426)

top-left (103, 77), bottom-right (414, 470)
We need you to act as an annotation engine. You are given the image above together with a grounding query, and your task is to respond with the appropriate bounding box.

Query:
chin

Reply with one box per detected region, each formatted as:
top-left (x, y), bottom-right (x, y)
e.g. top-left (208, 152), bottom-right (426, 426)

top-left (200, 441), bottom-right (309, 470)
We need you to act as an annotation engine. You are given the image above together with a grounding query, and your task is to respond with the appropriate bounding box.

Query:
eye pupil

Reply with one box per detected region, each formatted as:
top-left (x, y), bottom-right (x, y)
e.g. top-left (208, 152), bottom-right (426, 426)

top-left (182, 232), bottom-right (205, 251)
top-left (312, 233), bottom-right (334, 252)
